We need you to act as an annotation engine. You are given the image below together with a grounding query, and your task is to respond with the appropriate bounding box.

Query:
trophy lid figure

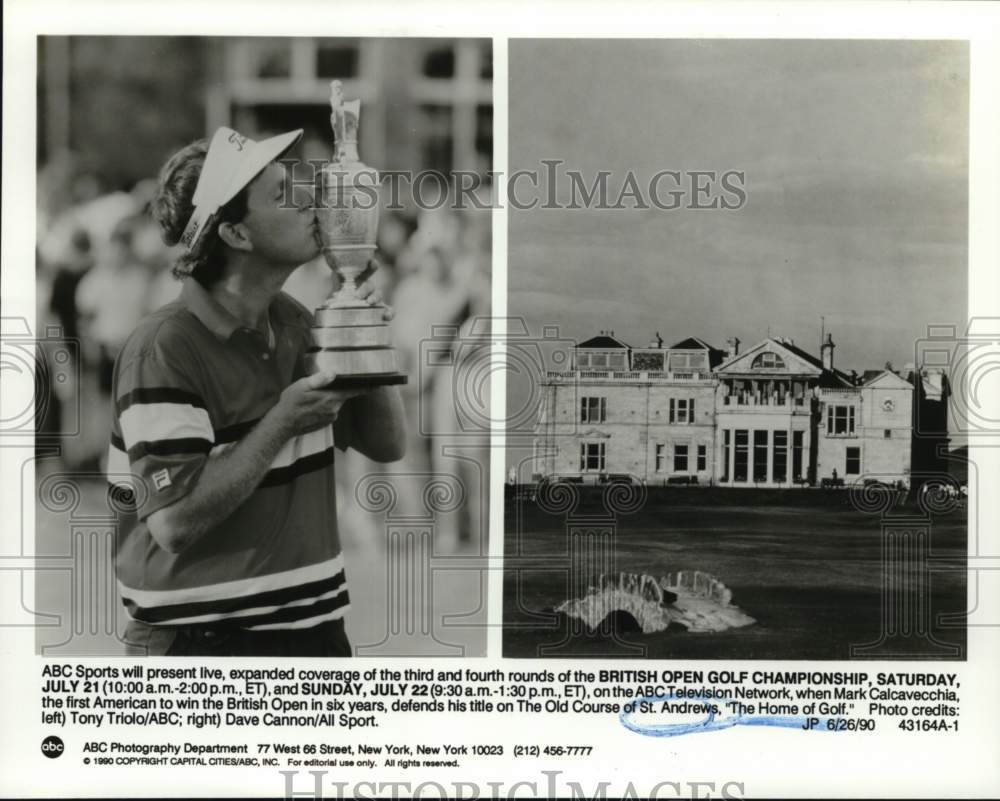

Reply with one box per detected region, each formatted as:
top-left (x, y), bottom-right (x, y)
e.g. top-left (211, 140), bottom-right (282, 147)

top-left (329, 80), bottom-right (361, 161)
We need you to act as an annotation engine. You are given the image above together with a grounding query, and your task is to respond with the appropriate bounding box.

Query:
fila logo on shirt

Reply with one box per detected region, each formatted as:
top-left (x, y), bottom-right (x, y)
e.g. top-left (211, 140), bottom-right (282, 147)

top-left (153, 469), bottom-right (172, 491)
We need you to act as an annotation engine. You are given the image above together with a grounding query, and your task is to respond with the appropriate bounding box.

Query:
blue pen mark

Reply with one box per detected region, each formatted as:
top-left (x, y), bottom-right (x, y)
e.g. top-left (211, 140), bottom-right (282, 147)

top-left (619, 693), bottom-right (842, 738)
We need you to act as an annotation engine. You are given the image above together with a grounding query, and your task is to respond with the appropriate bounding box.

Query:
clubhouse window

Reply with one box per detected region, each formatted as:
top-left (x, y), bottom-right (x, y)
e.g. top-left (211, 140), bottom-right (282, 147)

top-left (579, 442), bottom-right (606, 472)
top-left (734, 430), bottom-right (749, 482)
top-left (580, 396), bottom-right (607, 423)
top-left (753, 430), bottom-right (768, 482)
top-left (827, 405), bottom-right (856, 436)
top-left (845, 447), bottom-right (861, 475)
top-left (669, 398), bottom-right (695, 424)
top-left (792, 430), bottom-right (804, 481)
top-left (674, 444), bottom-right (689, 472)
top-left (773, 431), bottom-right (788, 483)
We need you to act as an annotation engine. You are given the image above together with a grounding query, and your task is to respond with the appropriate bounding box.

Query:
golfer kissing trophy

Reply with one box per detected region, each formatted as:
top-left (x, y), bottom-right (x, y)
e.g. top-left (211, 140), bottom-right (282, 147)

top-left (306, 80), bottom-right (407, 388)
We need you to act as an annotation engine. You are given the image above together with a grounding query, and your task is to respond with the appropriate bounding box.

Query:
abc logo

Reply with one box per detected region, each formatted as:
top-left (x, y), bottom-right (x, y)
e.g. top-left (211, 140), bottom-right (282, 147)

top-left (41, 735), bottom-right (64, 759)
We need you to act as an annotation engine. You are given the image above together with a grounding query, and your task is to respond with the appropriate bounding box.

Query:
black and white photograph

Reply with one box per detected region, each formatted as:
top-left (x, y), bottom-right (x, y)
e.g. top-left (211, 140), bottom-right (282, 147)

top-left (503, 39), bottom-right (969, 660)
top-left (4, 3), bottom-right (1000, 799)
top-left (32, 35), bottom-right (493, 657)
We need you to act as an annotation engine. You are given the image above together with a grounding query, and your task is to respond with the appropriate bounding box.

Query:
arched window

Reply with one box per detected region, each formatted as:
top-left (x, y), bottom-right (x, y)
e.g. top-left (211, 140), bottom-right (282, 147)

top-left (751, 351), bottom-right (785, 370)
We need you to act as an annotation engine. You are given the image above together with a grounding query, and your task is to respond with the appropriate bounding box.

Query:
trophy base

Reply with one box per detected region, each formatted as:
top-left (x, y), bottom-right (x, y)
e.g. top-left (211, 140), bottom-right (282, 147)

top-left (305, 346), bottom-right (407, 389)
top-left (305, 346), bottom-right (398, 376)
top-left (323, 372), bottom-right (408, 390)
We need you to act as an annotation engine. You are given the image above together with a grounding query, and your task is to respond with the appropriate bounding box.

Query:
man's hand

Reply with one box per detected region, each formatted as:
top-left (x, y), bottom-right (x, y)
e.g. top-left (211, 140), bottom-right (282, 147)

top-left (274, 371), bottom-right (364, 436)
top-left (356, 258), bottom-right (394, 321)
top-left (147, 369), bottom-right (362, 553)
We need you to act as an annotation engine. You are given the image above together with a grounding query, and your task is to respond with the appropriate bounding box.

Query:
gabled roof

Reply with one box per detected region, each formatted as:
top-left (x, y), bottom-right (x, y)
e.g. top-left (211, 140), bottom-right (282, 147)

top-left (778, 340), bottom-right (826, 372)
top-left (577, 334), bottom-right (631, 349)
top-left (862, 370), bottom-right (913, 389)
top-left (779, 340), bottom-right (854, 387)
top-left (670, 336), bottom-right (712, 350)
top-left (668, 337), bottom-right (727, 368)
top-left (716, 338), bottom-right (818, 375)
top-left (715, 337), bottom-right (853, 387)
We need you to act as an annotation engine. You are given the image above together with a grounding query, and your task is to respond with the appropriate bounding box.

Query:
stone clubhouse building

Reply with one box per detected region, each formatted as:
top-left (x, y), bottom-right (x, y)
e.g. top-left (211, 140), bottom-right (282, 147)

top-left (532, 331), bottom-right (949, 489)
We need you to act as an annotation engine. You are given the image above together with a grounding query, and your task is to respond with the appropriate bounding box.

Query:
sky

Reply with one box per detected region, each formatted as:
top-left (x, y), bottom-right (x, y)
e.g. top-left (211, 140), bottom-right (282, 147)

top-left (507, 39), bottom-right (969, 374)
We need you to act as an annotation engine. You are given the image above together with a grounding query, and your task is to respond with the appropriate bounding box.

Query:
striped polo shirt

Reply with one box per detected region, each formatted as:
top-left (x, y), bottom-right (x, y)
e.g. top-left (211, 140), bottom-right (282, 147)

top-left (107, 278), bottom-right (351, 630)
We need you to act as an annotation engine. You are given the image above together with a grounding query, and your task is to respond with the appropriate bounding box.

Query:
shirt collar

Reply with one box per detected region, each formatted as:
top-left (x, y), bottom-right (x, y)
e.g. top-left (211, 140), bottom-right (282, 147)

top-left (180, 277), bottom-right (277, 343)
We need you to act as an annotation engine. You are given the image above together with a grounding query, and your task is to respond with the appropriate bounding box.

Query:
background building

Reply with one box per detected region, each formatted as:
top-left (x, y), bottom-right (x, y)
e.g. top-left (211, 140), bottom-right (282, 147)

top-left (534, 333), bottom-right (720, 482)
top-left (534, 330), bottom-right (947, 489)
top-left (38, 37), bottom-right (492, 193)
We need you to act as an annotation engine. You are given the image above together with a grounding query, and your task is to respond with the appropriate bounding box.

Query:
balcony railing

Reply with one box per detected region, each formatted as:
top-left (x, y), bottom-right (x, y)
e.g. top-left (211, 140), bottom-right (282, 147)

top-left (721, 395), bottom-right (808, 408)
top-left (545, 370), bottom-right (709, 382)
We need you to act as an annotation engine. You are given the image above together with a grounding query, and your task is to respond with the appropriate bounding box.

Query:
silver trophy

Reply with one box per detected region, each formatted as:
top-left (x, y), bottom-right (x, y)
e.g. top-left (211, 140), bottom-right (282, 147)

top-left (306, 80), bottom-right (407, 388)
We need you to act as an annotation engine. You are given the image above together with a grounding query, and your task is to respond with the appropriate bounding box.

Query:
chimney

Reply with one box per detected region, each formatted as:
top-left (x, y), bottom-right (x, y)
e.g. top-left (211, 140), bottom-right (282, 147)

top-left (821, 333), bottom-right (835, 371)
top-left (921, 367), bottom-right (944, 401)
top-left (727, 336), bottom-right (741, 356)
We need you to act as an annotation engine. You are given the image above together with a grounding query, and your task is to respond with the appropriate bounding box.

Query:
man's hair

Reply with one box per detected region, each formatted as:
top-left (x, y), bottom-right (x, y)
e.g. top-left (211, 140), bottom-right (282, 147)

top-left (150, 139), bottom-right (250, 287)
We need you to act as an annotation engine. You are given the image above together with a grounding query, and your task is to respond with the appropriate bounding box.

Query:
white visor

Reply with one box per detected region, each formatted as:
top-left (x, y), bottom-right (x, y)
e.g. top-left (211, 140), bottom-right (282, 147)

top-left (179, 126), bottom-right (304, 252)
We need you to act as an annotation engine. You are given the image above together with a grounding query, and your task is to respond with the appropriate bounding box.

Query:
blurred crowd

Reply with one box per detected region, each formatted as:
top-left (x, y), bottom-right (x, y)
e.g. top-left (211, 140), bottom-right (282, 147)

top-left (35, 152), bottom-right (491, 549)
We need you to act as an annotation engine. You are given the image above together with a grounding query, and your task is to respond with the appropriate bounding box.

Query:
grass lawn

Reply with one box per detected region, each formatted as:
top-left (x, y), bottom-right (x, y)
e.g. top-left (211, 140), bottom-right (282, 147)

top-left (503, 492), bottom-right (967, 660)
